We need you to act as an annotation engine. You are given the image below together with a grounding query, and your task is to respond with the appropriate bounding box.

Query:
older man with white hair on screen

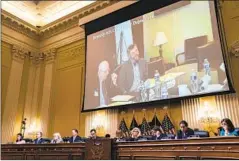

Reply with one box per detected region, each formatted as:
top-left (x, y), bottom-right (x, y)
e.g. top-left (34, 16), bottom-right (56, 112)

top-left (91, 60), bottom-right (120, 108)
top-left (98, 61), bottom-right (110, 107)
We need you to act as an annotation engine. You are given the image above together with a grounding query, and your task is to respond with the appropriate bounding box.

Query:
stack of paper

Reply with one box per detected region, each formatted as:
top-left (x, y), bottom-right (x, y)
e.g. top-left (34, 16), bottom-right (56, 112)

top-left (111, 95), bottom-right (135, 102)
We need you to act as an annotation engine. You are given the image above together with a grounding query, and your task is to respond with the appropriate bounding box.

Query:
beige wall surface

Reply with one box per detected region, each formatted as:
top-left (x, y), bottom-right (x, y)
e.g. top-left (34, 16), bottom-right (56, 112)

top-left (1, 41), bottom-right (12, 117)
top-left (49, 40), bottom-right (86, 137)
top-left (1, 1), bottom-right (239, 142)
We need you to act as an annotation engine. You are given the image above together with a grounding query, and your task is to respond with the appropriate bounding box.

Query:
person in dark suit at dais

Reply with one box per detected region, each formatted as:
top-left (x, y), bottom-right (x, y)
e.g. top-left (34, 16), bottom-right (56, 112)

top-left (151, 126), bottom-right (167, 140)
top-left (176, 120), bottom-right (194, 139)
top-left (34, 132), bottom-right (44, 144)
top-left (69, 129), bottom-right (82, 143)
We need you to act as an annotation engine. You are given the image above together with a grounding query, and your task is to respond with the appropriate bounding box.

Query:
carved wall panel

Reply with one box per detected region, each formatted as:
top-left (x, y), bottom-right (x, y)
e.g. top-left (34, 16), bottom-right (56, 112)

top-left (56, 40), bottom-right (85, 70)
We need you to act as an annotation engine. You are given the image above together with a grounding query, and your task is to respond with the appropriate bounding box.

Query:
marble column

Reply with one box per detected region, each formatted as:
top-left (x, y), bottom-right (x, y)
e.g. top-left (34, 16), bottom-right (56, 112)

top-left (1, 45), bottom-right (26, 143)
top-left (39, 49), bottom-right (56, 137)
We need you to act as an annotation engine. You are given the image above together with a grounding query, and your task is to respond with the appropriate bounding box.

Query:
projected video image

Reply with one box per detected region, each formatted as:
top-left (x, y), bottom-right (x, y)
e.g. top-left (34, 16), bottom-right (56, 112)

top-left (84, 1), bottom-right (229, 110)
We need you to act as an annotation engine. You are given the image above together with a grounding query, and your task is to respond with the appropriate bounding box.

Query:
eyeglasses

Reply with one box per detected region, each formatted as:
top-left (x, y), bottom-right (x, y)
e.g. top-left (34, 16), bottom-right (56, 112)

top-left (180, 126), bottom-right (186, 128)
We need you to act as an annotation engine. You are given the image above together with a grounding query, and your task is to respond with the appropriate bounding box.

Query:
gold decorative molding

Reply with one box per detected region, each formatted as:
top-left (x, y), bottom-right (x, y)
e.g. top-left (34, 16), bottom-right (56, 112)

top-left (39, 1), bottom-right (118, 40)
top-left (29, 53), bottom-right (44, 65)
top-left (231, 40), bottom-right (239, 58)
top-left (12, 45), bottom-right (29, 62)
top-left (12, 45), bottom-right (43, 64)
top-left (1, 1), bottom-right (120, 41)
top-left (78, 1), bottom-right (137, 27)
top-left (1, 10), bottom-right (40, 41)
top-left (44, 48), bottom-right (57, 63)
top-left (57, 41), bottom-right (85, 70)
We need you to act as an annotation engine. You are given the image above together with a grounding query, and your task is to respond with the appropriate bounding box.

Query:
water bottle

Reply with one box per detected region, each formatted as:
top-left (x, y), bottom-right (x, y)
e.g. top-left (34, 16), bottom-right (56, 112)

top-left (154, 70), bottom-right (160, 98)
top-left (190, 69), bottom-right (198, 94)
top-left (161, 81), bottom-right (168, 99)
top-left (139, 81), bottom-right (148, 102)
top-left (203, 59), bottom-right (210, 76)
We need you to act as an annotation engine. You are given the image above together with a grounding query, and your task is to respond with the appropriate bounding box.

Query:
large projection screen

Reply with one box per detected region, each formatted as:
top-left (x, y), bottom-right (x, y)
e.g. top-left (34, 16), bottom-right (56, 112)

top-left (83, 0), bottom-right (232, 111)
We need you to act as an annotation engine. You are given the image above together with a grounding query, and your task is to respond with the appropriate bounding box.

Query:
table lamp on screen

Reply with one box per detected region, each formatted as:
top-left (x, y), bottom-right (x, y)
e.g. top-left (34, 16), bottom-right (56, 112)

top-left (154, 32), bottom-right (168, 58)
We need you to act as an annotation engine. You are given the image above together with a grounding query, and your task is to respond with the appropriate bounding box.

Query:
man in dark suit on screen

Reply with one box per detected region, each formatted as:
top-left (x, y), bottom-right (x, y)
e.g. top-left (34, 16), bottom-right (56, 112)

top-left (118, 44), bottom-right (148, 96)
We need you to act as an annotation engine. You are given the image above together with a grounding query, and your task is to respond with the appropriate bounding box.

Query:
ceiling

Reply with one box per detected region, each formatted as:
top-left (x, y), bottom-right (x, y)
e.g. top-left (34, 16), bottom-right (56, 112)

top-left (1, 1), bottom-right (95, 27)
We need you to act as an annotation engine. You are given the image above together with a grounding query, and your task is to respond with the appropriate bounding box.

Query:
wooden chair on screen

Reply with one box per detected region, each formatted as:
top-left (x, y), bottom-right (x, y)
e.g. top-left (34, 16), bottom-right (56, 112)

top-left (176, 35), bottom-right (208, 66)
top-left (147, 58), bottom-right (165, 78)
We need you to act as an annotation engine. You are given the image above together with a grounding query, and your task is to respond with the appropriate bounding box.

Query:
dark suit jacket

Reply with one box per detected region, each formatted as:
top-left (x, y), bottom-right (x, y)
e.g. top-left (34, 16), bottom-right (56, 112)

top-left (69, 135), bottom-right (82, 143)
top-left (176, 128), bottom-right (194, 139)
top-left (91, 76), bottom-right (121, 108)
top-left (118, 59), bottom-right (148, 94)
top-left (34, 138), bottom-right (44, 144)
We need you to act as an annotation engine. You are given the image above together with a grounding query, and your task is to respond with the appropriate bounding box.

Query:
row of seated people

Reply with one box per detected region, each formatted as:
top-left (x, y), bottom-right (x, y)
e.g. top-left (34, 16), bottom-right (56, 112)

top-left (15, 118), bottom-right (239, 144)
top-left (15, 129), bottom-right (105, 144)
top-left (122, 118), bottom-right (239, 142)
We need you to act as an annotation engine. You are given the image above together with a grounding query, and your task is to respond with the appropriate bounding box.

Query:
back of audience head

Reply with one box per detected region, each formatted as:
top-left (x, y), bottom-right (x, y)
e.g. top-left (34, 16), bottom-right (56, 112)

top-left (105, 134), bottom-right (110, 138)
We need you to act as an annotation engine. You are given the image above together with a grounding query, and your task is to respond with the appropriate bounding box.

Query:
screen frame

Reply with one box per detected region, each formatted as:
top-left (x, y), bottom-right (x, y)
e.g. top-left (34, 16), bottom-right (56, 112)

top-left (81, 0), bottom-right (235, 113)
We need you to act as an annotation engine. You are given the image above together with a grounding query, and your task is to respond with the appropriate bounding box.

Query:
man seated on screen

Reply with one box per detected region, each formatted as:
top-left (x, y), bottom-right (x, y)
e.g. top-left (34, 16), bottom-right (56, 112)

top-left (118, 44), bottom-right (148, 99)
top-left (93, 61), bottom-right (120, 107)
top-left (176, 120), bottom-right (194, 139)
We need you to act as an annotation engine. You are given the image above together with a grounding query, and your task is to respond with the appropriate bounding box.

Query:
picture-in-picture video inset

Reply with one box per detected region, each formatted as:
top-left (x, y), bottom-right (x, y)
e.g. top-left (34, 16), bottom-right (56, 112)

top-left (84, 1), bottom-right (230, 111)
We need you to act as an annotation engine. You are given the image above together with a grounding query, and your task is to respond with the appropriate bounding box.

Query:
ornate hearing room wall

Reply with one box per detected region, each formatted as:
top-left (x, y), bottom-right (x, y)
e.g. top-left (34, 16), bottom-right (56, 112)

top-left (1, 1), bottom-right (239, 143)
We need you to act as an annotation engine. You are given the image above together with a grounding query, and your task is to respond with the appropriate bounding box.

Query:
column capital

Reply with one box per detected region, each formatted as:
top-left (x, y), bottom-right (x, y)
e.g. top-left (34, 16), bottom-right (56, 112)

top-left (44, 48), bottom-right (57, 63)
top-left (30, 53), bottom-right (43, 65)
top-left (12, 45), bottom-right (28, 62)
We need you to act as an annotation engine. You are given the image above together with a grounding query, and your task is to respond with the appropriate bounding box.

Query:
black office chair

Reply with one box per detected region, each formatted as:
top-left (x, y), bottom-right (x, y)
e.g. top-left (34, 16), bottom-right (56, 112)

top-left (62, 136), bottom-right (70, 142)
top-left (166, 134), bottom-right (175, 139)
top-left (141, 135), bottom-right (153, 140)
top-left (81, 137), bottom-right (88, 142)
top-left (235, 128), bottom-right (239, 136)
top-left (23, 138), bottom-right (33, 143)
top-left (42, 138), bottom-right (51, 143)
top-left (194, 131), bottom-right (209, 138)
